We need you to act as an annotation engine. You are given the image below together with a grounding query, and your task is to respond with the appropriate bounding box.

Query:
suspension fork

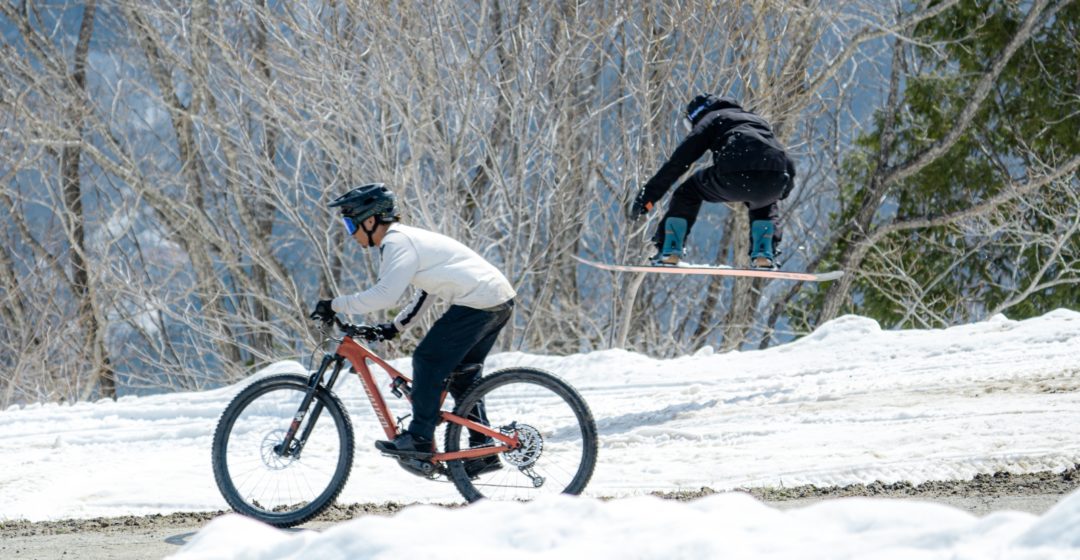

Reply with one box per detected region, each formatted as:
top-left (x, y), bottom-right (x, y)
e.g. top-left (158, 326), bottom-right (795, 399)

top-left (275, 353), bottom-right (345, 458)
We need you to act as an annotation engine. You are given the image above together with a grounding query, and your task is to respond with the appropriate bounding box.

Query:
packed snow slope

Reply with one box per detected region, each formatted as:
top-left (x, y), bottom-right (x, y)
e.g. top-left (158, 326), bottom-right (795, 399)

top-left (1, 310), bottom-right (1078, 524)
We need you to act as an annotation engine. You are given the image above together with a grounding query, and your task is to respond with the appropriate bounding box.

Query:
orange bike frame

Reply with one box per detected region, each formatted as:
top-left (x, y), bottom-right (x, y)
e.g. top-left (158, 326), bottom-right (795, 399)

top-left (333, 336), bottom-right (518, 462)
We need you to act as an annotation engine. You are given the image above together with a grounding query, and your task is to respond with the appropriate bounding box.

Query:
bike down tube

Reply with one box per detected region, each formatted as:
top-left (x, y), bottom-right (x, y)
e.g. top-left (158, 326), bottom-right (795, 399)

top-left (335, 336), bottom-right (402, 440)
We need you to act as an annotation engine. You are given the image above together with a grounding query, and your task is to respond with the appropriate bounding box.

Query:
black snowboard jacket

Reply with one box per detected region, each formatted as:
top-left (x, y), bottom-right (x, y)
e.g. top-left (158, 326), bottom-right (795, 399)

top-left (640, 97), bottom-right (795, 204)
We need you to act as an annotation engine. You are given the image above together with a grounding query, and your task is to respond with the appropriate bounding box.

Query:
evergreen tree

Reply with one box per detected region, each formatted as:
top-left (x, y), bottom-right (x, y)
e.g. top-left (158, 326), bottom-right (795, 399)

top-left (829, 0), bottom-right (1078, 327)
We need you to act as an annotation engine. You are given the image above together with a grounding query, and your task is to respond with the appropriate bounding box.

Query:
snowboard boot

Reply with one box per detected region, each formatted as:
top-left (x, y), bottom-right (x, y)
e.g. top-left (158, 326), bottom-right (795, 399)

top-left (751, 256), bottom-right (775, 268)
top-left (749, 220), bottom-right (776, 269)
top-left (652, 217), bottom-right (688, 266)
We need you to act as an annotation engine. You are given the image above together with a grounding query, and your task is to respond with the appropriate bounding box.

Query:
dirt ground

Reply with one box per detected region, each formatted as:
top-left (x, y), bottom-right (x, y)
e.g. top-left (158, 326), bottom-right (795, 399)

top-left (3, 466), bottom-right (1078, 560)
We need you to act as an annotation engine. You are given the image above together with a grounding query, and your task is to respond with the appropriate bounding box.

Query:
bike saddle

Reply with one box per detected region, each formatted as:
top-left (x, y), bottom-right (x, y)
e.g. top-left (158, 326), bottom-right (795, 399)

top-left (449, 363), bottom-right (483, 378)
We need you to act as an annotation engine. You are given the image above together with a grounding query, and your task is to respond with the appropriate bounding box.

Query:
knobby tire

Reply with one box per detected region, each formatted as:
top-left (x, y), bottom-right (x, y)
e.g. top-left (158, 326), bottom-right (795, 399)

top-left (443, 367), bottom-right (598, 502)
top-left (211, 374), bottom-right (354, 528)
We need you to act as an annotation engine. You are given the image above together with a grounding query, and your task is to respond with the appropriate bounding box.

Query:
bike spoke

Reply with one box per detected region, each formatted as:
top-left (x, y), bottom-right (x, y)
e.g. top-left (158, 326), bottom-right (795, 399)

top-left (445, 368), bottom-right (597, 502)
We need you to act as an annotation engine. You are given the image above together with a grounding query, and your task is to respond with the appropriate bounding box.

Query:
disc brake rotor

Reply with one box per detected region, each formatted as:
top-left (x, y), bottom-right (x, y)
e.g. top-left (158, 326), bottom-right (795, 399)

top-left (260, 429), bottom-right (298, 470)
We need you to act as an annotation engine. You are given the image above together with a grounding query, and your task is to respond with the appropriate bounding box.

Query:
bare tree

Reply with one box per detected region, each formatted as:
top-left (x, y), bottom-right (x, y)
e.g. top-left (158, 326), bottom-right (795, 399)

top-left (1, 0), bottom-right (1073, 406)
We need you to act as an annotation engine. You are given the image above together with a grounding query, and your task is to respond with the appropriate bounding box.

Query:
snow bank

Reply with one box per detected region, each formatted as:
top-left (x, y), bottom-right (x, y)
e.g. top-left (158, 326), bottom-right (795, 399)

top-left (171, 490), bottom-right (1080, 560)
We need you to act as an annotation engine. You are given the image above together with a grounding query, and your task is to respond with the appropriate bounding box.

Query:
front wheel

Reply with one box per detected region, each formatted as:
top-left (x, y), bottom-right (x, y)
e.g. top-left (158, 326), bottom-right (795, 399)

top-left (211, 374), bottom-right (354, 527)
top-left (444, 368), bottom-right (598, 502)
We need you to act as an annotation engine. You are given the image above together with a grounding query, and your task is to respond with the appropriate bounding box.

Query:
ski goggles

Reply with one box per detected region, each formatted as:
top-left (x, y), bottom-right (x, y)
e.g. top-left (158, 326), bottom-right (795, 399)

top-left (341, 215), bottom-right (360, 235)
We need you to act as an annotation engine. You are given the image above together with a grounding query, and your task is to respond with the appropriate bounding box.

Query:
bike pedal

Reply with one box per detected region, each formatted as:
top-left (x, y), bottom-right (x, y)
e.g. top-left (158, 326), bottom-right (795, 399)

top-left (377, 446), bottom-right (433, 460)
top-left (396, 457), bottom-right (438, 478)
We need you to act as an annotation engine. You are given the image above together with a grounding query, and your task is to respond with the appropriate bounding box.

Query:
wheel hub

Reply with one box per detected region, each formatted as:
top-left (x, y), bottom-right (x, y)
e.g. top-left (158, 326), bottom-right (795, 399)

top-left (261, 429), bottom-right (298, 470)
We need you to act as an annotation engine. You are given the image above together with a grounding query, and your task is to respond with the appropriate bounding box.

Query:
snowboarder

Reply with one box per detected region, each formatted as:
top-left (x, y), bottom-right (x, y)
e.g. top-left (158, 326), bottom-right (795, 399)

top-left (309, 183), bottom-right (516, 477)
top-left (628, 94), bottom-right (796, 268)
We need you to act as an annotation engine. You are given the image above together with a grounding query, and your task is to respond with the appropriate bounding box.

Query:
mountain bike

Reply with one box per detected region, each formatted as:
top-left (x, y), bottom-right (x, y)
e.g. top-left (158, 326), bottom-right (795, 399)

top-left (211, 317), bottom-right (598, 528)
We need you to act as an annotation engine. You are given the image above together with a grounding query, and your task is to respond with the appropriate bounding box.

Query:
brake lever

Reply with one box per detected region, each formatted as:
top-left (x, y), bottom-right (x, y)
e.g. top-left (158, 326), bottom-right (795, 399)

top-left (336, 320), bottom-right (380, 342)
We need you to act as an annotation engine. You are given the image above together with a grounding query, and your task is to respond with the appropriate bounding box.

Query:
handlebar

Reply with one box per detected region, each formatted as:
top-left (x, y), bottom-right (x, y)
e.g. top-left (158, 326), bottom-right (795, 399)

top-left (331, 316), bottom-right (382, 342)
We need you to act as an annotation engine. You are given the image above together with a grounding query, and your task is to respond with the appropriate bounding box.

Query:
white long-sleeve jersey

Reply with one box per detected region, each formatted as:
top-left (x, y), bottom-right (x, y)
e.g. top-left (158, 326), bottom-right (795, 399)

top-left (331, 224), bottom-right (516, 332)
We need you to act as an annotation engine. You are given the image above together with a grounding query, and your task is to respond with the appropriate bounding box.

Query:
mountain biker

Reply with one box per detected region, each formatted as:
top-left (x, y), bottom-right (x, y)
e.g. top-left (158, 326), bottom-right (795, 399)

top-left (309, 183), bottom-right (516, 477)
top-left (628, 94), bottom-right (796, 268)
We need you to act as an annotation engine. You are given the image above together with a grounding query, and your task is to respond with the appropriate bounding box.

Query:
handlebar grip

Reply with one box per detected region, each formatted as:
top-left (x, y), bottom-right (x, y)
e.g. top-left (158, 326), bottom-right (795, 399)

top-left (331, 319), bottom-right (379, 342)
top-left (354, 326), bottom-right (380, 341)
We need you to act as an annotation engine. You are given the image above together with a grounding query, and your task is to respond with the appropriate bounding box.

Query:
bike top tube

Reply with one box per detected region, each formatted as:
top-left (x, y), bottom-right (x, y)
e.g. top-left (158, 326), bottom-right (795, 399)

top-left (330, 318), bottom-right (409, 380)
top-left (335, 335), bottom-right (409, 385)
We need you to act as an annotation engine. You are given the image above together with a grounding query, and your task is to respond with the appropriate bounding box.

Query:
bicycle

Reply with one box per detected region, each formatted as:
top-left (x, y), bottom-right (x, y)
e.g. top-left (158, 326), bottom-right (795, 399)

top-left (211, 317), bottom-right (599, 527)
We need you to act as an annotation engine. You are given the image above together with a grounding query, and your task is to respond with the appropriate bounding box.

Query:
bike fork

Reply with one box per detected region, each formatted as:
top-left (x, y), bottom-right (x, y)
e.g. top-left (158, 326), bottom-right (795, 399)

top-left (276, 354), bottom-right (344, 458)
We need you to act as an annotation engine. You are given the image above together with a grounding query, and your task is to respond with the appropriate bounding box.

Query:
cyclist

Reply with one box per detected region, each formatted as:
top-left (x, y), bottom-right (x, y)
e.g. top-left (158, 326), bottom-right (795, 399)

top-left (628, 94), bottom-right (797, 268)
top-left (309, 183), bottom-right (516, 477)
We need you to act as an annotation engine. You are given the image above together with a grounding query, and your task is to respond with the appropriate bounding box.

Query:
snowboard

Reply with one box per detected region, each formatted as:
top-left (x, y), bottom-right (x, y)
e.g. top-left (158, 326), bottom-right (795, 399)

top-left (571, 255), bottom-right (844, 282)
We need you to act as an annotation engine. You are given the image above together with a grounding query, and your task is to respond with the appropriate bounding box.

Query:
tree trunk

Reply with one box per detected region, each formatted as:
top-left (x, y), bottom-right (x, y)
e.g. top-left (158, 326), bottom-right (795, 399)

top-left (61, 1), bottom-right (115, 399)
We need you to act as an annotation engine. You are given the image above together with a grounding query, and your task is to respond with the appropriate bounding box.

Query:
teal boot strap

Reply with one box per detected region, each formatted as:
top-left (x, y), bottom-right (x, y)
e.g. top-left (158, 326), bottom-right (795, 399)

top-left (661, 217), bottom-right (688, 256)
top-left (750, 220), bottom-right (775, 259)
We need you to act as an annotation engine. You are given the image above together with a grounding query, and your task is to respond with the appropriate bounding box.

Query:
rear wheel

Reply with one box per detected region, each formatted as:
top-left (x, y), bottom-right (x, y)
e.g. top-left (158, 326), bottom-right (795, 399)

top-left (211, 374), bottom-right (354, 527)
top-left (444, 368), bottom-right (598, 502)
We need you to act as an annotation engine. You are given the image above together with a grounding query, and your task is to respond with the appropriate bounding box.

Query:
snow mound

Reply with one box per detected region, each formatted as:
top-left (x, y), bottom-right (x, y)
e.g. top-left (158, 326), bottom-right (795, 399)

top-left (170, 491), bottom-right (1080, 560)
top-left (799, 314), bottom-right (883, 344)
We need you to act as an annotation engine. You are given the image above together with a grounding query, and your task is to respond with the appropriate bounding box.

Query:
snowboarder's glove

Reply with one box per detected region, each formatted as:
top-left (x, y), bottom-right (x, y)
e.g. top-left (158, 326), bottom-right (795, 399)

top-left (781, 161), bottom-right (796, 200)
top-left (374, 322), bottom-right (399, 341)
top-left (309, 299), bottom-right (336, 325)
top-left (628, 190), bottom-right (653, 220)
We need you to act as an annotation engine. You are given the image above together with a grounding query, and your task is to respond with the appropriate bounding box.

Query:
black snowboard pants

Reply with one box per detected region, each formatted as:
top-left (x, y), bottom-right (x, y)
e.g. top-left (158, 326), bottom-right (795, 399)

top-left (655, 168), bottom-right (789, 252)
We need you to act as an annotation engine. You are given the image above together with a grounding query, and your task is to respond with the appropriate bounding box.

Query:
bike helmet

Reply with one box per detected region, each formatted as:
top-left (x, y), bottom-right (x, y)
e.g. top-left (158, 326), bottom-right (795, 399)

top-left (329, 183), bottom-right (399, 221)
top-left (329, 183), bottom-right (399, 243)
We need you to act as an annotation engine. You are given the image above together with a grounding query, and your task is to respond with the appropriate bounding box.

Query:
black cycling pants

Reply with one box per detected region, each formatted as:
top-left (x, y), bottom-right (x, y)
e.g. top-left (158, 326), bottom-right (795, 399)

top-left (407, 300), bottom-right (514, 442)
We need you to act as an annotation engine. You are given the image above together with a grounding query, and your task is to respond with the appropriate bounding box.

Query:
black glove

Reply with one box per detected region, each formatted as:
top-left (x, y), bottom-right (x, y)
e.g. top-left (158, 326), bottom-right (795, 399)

top-left (781, 161), bottom-right (796, 200)
top-left (628, 189), bottom-right (653, 220)
top-left (309, 299), bottom-right (336, 324)
top-left (374, 322), bottom-right (399, 341)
